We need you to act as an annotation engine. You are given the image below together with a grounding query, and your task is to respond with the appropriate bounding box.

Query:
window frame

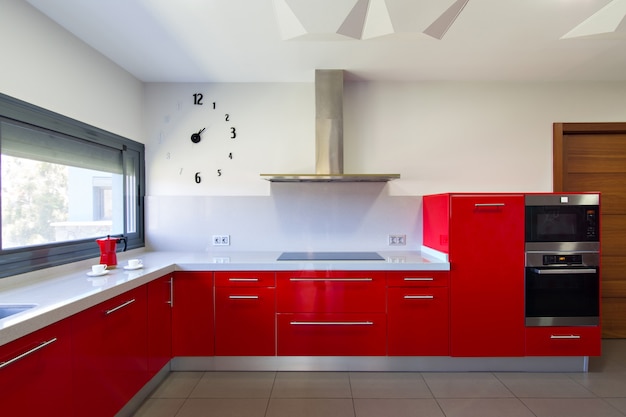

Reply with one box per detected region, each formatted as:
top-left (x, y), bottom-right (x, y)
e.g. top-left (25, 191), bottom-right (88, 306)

top-left (0, 92), bottom-right (145, 278)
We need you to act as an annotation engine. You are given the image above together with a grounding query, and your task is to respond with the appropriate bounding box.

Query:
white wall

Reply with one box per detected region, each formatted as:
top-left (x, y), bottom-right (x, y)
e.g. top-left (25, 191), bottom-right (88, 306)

top-left (0, 0), bottom-right (143, 141)
top-left (144, 81), bottom-right (626, 252)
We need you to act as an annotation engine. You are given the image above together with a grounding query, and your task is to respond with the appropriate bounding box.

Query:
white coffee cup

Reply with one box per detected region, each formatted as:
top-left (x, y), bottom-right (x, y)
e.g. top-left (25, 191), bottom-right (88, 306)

top-left (127, 259), bottom-right (142, 268)
top-left (91, 264), bottom-right (107, 274)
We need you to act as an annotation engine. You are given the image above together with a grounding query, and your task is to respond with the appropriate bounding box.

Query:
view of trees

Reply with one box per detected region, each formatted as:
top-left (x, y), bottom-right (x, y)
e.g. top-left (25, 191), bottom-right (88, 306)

top-left (1, 155), bottom-right (68, 248)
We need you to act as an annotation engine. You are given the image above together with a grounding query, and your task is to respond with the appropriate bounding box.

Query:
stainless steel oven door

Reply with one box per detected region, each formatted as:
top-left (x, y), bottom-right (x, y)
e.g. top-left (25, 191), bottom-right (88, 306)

top-left (525, 252), bottom-right (599, 326)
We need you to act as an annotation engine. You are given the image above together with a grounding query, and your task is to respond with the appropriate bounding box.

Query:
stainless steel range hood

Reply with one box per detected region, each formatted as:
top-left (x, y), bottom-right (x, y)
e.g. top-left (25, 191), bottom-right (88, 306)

top-left (260, 70), bottom-right (400, 183)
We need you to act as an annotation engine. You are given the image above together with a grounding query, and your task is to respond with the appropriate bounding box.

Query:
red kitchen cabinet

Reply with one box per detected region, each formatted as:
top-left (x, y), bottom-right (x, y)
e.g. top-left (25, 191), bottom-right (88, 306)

top-left (277, 312), bottom-right (387, 355)
top-left (424, 193), bottom-right (526, 357)
top-left (526, 326), bottom-right (601, 356)
top-left (72, 286), bottom-right (148, 417)
top-left (449, 194), bottom-right (525, 356)
top-left (171, 271), bottom-right (214, 356)
top-left (276, 270), bottom-right (386, 313)
top-left (276, 270), bottom-right (386, 355)
top-left (147, 275), bottom-right (173, 375)
top-left (0, 318), bottom-right (72, 416)
top-left (214, 271), bottom-right (276, 356)
top-left (387, 271), bottom-right (450, 356)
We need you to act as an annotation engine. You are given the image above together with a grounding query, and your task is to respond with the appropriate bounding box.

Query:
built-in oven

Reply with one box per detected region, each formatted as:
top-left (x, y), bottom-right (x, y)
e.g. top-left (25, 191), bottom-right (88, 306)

top-left (525, 252), bottom-right (599, 326)
top-left (525, 193), bottom-right (600, 253)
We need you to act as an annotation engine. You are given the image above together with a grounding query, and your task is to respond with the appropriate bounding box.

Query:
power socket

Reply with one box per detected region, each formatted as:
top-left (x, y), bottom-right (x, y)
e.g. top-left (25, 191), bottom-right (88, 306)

top-left (212, 235), bottom-right (230, 246)
top-left (388, 234), bottom-right (406, 246)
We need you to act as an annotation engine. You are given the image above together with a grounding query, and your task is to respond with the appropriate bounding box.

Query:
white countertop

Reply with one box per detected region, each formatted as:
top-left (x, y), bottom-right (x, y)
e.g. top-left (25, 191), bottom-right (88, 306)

top-left (0, 248), bottom-right (448, 346)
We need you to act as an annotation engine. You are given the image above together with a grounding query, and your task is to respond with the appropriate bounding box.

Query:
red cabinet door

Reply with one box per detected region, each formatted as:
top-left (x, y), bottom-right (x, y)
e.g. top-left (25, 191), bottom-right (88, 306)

top-left (276, 270), bottom-right (386, 313)
top-left (387, 286), bottom-right (450, 356)
top-left (449, 194), bottom-right (525, 357)
top-left (0, 319), bottom-right (72, 416)
top-left (72, 286), bottom-right (148, 417)
top-left (147, 275), bottom-right (173, 375)
top-left (171, 271), bottom-right (214, 356)
top-left (215, 286), bottom-right (276, 355)
top-left (526, 326), bottom-right (601, 356)
top-left (277, 312), bottom-right (386, 355)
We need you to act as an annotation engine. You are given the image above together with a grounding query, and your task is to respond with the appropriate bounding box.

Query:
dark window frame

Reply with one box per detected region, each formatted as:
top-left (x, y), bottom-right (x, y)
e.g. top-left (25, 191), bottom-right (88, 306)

top-left (0, 92), bottom-right (145, 278)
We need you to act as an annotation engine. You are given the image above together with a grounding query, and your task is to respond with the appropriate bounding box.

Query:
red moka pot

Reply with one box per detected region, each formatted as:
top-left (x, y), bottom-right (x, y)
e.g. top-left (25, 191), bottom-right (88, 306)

top-left (96, 235), bottom-right (127, 268)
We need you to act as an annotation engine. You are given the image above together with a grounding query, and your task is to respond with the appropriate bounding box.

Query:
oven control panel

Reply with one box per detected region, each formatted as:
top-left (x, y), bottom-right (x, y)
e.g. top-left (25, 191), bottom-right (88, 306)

top-left (543, 254), bottom-right (582, 265)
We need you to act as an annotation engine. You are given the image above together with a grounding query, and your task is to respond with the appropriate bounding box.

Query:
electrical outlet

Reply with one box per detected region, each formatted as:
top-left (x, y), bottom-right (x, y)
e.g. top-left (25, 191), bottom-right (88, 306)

top-left (212, 235), bottom-right (230, 246)
top-left (388, 234), bottom-right (406, 246)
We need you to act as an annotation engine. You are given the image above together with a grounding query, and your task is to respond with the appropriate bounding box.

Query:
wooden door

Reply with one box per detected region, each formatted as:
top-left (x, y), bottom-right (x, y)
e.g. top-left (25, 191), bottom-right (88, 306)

top-left (554, 122), bottom-right (626, 338)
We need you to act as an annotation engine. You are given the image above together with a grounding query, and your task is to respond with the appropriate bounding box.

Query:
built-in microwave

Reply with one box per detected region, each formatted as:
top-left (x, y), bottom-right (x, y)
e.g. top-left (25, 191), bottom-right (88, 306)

top-left (525, 193), bottom-right (600, 252)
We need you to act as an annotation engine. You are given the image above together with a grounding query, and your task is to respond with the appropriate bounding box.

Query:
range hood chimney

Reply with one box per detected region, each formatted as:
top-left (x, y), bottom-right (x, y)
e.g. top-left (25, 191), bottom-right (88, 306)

top-left (261, 70), bottom-right (400, 182)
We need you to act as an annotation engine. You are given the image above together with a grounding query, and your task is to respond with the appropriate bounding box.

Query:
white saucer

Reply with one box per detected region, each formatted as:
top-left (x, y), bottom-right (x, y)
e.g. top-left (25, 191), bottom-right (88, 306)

top-left (87, 270), bottom-right (109, 277)
top-left (123, 264), bottom-right (143, 270)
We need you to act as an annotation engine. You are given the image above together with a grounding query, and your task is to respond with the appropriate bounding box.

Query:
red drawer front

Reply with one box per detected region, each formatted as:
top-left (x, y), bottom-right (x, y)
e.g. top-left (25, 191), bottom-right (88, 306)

top-left (386, 271), bottom-right (450, 287)
top-left (276, 271), bottom-right (385, 313)
top-left (526, 326), bottom-right (601, 356)
top-left (387, 287), bottom-right (450, 356)
top-left (277, 313), bottom-right (386, 356)
top-left (215, 287), bottom-right (276, 356)
top-left (215, 271), bottom-right (275, 287)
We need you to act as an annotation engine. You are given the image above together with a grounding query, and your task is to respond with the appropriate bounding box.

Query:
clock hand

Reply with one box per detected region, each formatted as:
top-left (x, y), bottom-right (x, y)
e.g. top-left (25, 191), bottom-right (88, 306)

top-left (190, 127), bottom-right (205, 143)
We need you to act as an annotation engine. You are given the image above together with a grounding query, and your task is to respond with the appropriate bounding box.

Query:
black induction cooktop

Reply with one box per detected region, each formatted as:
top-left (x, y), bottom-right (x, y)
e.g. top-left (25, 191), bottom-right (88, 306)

top-left (277, 251), bottom-right (385, 261)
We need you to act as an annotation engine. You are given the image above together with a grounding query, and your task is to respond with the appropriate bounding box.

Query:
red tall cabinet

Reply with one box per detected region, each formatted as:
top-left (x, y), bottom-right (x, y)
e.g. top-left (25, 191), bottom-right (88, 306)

top-left (424, 193), bottom-right (526, 357)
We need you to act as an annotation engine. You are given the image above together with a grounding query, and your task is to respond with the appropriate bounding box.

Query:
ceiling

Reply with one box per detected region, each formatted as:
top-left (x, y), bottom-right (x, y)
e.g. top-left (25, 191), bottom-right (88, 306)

top-left (25, 0), bottom-right (626, 83)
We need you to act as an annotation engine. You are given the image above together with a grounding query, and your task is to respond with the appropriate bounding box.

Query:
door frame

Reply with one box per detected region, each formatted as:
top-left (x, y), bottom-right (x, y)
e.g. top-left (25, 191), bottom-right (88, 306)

top-left (553, 122), bottom-right (626, 190)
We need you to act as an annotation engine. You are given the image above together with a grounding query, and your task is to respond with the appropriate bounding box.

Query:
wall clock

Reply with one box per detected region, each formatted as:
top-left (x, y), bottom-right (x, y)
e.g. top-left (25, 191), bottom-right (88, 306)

top-left (187, 92), bottom-right (238, 185)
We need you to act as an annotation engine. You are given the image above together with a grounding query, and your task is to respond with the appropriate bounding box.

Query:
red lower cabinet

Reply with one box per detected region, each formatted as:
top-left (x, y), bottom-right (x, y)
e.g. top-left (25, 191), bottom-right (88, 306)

top-left (526, 326), bottom-right (601, 356)
top-left (215, 286), bottom-right (276, 355)
top-left (277, 312), bottom-right (386, 355)
top-left (387, 286), bottom-right (450, 355)
top-left (147, 275), bottom-right (173, 375)
top-left (72, 286), bottom-right (148, 417)
top-left (171, 271), bottom-right (214, 356)
top-left (0, 318), bottom-right (72, 416)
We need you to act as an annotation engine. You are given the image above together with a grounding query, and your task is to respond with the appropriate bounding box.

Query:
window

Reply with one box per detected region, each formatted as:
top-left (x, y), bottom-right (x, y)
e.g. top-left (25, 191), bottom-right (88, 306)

top-left (0, 93), bottom-right (145, 278)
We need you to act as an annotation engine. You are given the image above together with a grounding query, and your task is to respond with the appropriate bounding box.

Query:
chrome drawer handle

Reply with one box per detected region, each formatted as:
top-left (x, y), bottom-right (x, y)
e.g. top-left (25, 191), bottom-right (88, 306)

top-left (229, 278), bottom-right (259, 282)
top-left (228, 295), bottom-right (259, 299)
top-left (105, 299), bottom-right (136, 315)
top-left (532, 268), bottom-right (597, 275)
top-left (404, 277), bottom-right (434, 281)
top-left (290, 321), bottom-right (373, 326)
top-left (289, 278), bottom-right (372, 282)
top-left (0, 338), bottom-right (57, 370)
top-left (550, 335), bottom-right (581, 339)
top-left (404, 295), bottom-right (434, 299)
top-left (475, 203), bottom-right (505, 207)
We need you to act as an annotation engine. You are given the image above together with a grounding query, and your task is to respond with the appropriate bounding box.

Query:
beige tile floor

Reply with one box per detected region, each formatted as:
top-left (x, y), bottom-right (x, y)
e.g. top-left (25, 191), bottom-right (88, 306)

top-left (132, 339), bottom-right (626, 417)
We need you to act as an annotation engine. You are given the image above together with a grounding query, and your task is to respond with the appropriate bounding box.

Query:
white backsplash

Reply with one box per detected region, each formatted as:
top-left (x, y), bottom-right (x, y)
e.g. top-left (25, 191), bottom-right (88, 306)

top-left (146, 183), bottom-right (421, 252)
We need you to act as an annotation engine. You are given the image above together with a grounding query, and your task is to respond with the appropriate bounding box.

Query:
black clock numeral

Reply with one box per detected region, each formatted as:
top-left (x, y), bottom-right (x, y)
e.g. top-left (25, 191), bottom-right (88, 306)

top-left (228, 152), bottom-right (233, 160)
top-left (217, 169), bottom-right (222, 177)
top-left (225, 114), bottom-right (230, 122)
top-left (213, 102), bottom-right (216, 109)
top-left (193, 93), bottom-right (203, 105)
top-left (195, 172), bottom-right (202, 183)
top-left (230, 127), bottom-right (237, 139)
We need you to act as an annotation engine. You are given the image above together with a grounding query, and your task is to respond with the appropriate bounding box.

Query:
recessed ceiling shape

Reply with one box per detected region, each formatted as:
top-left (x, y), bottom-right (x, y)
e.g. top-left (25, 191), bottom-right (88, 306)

top-left (273, 0), bottom-right (466, 40)
top-left (561, 0), bottom-right (626, 39)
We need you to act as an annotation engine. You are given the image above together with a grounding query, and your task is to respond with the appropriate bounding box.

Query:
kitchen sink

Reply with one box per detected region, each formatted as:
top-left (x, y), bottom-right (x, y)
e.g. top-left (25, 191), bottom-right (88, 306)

top-left (0, 304), bottom-right (38, 320)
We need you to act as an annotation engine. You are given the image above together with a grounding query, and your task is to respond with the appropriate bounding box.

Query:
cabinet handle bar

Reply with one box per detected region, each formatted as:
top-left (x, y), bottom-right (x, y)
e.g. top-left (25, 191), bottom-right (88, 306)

top-left (229, 295), bottom-right (259, 299)
top-left (474, 203), bottom-right (505, 207)
top-left (0, 338), bottom-right (57, 370)
top-left (404, 295), bottom-right (435, 299)
top-left (105, 299), bottom-right (136, 315)
top-left (404, 277), bottom-right (434, 281)
top-left (229, 278), bottom-right (259, 282)
top-left (289, 278), bottom-right (372, 282)
top-left (290, 321), bottom-right (373, 326)
top-left (550, 335), bottom-right (581, 339)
